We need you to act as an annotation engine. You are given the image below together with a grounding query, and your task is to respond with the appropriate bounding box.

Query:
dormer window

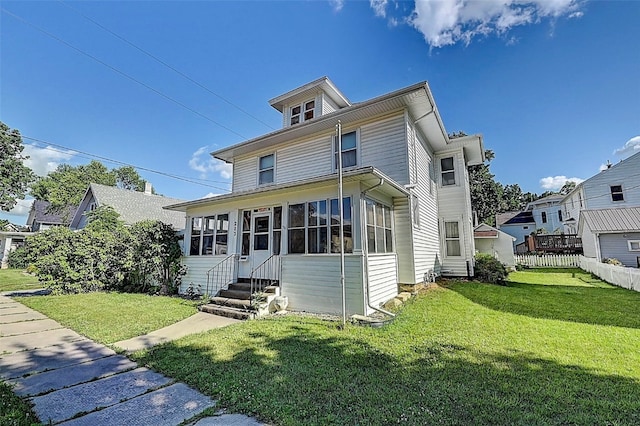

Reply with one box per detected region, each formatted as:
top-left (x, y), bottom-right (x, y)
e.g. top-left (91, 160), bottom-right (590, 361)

top-left (290, 100), bottom-right (315, 125)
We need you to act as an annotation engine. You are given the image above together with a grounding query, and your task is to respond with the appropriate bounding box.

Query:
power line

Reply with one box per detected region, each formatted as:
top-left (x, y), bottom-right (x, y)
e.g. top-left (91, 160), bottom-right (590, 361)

top-left (57, 0), bottom-right (276, 132)
top-left (1, 7), bottom-right (248, 140)
top-left (1, 129), bottom-right (232, 192)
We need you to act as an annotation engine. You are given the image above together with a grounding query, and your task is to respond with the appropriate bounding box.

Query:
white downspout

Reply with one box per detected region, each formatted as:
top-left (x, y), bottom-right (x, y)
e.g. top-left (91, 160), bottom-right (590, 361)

top-left (337, 121), bottom-right (347, 327)
top-left (361, 177), bottom-right (396, 318)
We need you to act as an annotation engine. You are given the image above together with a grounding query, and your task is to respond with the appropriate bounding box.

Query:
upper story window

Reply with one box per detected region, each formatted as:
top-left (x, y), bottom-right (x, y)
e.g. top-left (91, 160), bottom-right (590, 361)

top-left (610, 185), bottom-right (624, 202)
top-left (290, 100), bottom-right (315, 125)
top-left (334, 131), bottom-right (358, 169)
top-left (258, 154), bottom-right (274, 185)
top-left (541, 212), bottom-right (547, 223)
top-left (190, 214), bottom-right (229, 256)
top-left (440, 157), bottom-right (455, 186)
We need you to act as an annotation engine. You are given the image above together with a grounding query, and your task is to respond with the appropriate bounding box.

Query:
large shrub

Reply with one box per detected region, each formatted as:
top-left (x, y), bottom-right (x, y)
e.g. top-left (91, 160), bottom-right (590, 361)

top-left (474, 253), bottom-right (508, 284)
top-left (23, 212), bottom-right (184, 294)
top-left (7, 246), bottom-right (28, 269)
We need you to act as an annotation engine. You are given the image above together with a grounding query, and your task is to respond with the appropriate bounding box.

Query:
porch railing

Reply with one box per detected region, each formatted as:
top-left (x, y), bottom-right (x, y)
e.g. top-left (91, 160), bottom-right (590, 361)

top-left (250, 255), bottom-right (281, 305)
top-left (205, 254), bottom-right (239, 297)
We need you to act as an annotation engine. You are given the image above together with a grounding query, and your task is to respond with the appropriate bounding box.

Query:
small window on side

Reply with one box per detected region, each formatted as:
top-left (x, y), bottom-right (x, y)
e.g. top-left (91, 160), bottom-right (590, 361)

top-left (629, 241), bottom-right (640, 252)
top-left (611, 185), bottom-right (624, 202)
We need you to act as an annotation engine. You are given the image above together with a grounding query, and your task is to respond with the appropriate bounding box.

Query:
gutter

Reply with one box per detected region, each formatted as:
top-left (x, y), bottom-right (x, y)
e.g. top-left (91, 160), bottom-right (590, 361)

top-left (361, 177), bottom-right (396, 318)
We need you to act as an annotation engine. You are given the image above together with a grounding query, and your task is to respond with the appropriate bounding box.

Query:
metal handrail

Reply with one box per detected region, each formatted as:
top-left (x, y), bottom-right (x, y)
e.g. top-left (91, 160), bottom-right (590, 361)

top-left (249, 255), bottom-right (281, 305)
top-left (205, 254), bottom-right (239, 298)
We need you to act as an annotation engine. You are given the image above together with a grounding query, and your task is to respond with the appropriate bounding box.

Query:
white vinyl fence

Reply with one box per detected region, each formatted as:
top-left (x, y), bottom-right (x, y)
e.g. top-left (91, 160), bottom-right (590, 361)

top-left (515, 254), bottom-right (581, 268)
top-left (580, 256), bottom-right (640, 292)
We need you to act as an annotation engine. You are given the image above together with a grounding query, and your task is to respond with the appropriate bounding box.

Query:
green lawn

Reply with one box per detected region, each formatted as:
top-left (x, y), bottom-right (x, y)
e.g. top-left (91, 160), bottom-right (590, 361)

top-left (130, 269), bottom-right (640, 425)
top-left (16, 292), bottom-right (199, 344)
top-left (0, 269), bottom-right (42, 292)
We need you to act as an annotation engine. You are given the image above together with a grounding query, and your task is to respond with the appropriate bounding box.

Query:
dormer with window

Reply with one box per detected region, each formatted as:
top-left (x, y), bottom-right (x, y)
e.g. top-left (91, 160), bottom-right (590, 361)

top-left (269, 77), bottom-right (351, 128)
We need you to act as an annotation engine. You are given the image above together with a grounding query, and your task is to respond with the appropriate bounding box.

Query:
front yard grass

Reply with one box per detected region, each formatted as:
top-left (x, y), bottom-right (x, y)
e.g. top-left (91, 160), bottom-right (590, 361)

top-left (131, 269), bottom-right (640, 425)
top-left (0, 269), bottom-right (42, 292)
top-left (16, 292), bottom-right (199, 344)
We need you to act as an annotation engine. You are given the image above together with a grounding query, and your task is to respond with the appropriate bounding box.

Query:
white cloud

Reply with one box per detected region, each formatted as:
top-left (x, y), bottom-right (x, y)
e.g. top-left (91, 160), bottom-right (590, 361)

top-left (329, 0), bottom-right (344, 13)
top-left (539, 175), bottom-right (584, 191)
top-left (613, 135), bottom-right (640, 158)
top-left (405, 0), bottom-right (582, 48)
top-left (370, 0), bottom-right (389, 18)
top-left (3, 198), bottom-right (33, 218)
top-left (189, 146), bottom-right (232, 180)
top-left (201, 192), bottom-right (223, 199)
top-left (22, 144), bottom-right (76, 176)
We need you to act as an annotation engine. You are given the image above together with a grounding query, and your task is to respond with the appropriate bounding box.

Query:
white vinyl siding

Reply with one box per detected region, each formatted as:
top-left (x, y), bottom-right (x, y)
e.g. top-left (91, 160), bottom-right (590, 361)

top-left (232, 157), bottom-right (257, 192)
top-left (360, 113), bottom-right (409, 184)
top-left (367, 253), bottom-right (399, 311)
top-left (277, 134), bottom-right (333, 184)
top-left (321, 93), bottom-right (339, 115)
top-left (582, 154), bottom-right (640, 209)
top-left (281, 255), bottom-right (364, 315)
top-left (393, 197), bottom-right (416, 284)
top-left (179, 256), bottom-right (228, 294)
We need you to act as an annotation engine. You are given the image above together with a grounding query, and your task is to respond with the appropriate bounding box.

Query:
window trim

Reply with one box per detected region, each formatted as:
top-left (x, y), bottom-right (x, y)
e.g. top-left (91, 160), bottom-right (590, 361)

top-left (257, 153), bottom-right (275, 186)
top-left (333, 129), bottom-right (360, 171)
top-left (610, 184), bottom-right (625, 202)
top-left (628, 240), bottom-right (640, 252)
top-left (289, 99), bottom-right (316, 126)
top-left (440, 156), bottom-right (456, 187)
top-left (443, 220), bottom-right (462, 257)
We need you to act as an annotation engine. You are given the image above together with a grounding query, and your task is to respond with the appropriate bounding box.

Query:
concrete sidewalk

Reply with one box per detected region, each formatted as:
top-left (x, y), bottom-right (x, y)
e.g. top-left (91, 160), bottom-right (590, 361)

top-left (0, 294), bottom-right (263, 425)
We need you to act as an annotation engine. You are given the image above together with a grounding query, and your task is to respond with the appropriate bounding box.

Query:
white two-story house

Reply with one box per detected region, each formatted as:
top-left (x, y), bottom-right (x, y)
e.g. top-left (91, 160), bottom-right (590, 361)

top-left (562, 152), bottom-right (640, 266)
top-left (167, 77), bottom-right (484, 316)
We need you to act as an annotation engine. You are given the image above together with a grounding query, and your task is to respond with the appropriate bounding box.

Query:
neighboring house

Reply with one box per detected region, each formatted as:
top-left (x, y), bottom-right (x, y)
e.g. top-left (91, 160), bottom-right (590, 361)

top-left (562, 151), bottom-right (640, 234)
top-left (26, 200), bottom-right (77, 231)
top-left (579, 207), bottom-right (640, 268)
top-left (69, 183), bottom-right (186, 231)
top-left (474, 224), bottom-right (516, 269)
top-left (166, 77), bottom-right (484, 316)
top-left (497, 210), bottom-right (535, 248)
top-left (0, 230), bottom-right (34, 269)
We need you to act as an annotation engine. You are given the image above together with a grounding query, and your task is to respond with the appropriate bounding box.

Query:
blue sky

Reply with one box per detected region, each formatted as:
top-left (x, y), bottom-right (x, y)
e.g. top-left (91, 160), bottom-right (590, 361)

top-left (1, 0), bottom-right (639, 223)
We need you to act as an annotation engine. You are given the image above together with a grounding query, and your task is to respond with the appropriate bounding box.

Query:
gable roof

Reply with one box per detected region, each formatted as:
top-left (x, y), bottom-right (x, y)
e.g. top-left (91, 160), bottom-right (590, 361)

top-left (28, 200), bottom-right (77, 226)
top-left (579, 207), bottom-right (640, 234)
top-left (496, 211), bottom-right (520, 227)
top-left (474, 223), bottom-right (517, 240)
top-left (212, 80), bottom-right (485, 166)
top-left (562, 151), bottom-right (640, 203)
top-left (70, 184), bottom-right (186, 230)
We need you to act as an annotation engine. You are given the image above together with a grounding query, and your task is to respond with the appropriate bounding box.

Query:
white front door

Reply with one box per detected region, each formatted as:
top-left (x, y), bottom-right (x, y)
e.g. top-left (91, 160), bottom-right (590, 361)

top-left (239, 208), bottom-right (272, 278)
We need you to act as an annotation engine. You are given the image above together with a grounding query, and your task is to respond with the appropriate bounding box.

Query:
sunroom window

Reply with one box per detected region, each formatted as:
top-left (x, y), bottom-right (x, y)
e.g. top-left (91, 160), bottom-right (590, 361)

top-left (366, 200), bottom-right (393, 253)
top-left (288, 197), bottom-right (352, 254)
top-left (190, 214), bottom-right (229, 255)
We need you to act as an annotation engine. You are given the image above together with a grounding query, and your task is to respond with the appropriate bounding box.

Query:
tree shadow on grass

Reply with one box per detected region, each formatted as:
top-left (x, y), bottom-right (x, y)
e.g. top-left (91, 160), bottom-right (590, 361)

top-left (134, 320), bottom-right (640, 425)
top-left (448, 281), bottom-right (640, 329)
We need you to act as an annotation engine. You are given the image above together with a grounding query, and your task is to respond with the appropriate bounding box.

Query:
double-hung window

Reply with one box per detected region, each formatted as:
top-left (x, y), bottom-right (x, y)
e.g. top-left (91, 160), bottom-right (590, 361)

top-left (444, 221), bottom-right (461, 257)
top-left (258, 154), bottom-right (274, 185)
top-left (441, 157), bottom-right (455, 186)
top-left (366, 200), bottom-right (393, 253)
top-left (610, 185), bottom-right (624, 202)
top-left (334, 131), bottom-right (357, 169)
top-left (190, 214), bottom-right (229, 255)
top-left (288, 197), bottom-right (352, 254)
top-left (290, 100), bottom-right (315, 125)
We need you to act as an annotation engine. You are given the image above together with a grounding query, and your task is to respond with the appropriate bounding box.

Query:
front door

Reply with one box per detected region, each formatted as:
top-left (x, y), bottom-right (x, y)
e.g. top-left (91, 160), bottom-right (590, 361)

top-left (239, 208), bottom-right (272, 278)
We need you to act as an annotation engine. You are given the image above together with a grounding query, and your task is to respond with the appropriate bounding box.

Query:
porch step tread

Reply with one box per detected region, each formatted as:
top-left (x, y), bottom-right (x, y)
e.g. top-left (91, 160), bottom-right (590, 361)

top-left (209, 297), bottom-right (252, 309)
top-left (228, 282), bottom-right (278, 292)
top-left (199, 304), bottom-right (254, 320)
top-left (218, 289), bottom-right (251, 300)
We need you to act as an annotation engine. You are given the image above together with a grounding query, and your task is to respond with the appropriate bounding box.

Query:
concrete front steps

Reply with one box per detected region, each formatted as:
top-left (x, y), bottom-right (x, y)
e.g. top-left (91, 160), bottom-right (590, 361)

top-left (199, 280), bottom-right (279, 320)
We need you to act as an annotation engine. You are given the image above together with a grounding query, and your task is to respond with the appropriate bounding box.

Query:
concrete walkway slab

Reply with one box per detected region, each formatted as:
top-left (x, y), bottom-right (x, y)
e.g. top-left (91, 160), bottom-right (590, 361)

top-left (1, 318), bottom-right (62, 337)
top-left (0, 310), bottom-right (47, 324)
top-left (0, 339), bottom-right (115, 380)
top-left (0, 304), bottom-right (30, 315)
top-left (114, 312), bottom-right (239, 352)
top-left (32, 367), bottom-right (172, 424)
top-left (0, 295), bottom-right (15, 303)
top-left (10, 354), bottom-right (137, 396)
top-left (60, 382), bottom-right (216, 426)
top-left (0, 327), bottom-right (84, 354)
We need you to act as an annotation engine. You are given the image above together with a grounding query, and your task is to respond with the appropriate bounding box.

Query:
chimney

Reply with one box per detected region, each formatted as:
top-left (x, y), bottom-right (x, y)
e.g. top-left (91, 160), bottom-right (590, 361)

top-left (144, 182), bottom-right (153, 194)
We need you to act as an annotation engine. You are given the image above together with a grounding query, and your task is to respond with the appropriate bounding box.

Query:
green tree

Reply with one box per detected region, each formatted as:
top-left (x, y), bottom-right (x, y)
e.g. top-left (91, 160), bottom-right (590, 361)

top-left (469, 149), bottom-right (502, 225)
top-left (560, 181), bottom-right (577, 195)
top-left (0, 122), bottom-right (36, 211)
top-left (85, 206), bottom-right (123, 232)
top-left (0, 219), bottom-right (9, 231)
top-left (30, 160), bottom-right (146, 214)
